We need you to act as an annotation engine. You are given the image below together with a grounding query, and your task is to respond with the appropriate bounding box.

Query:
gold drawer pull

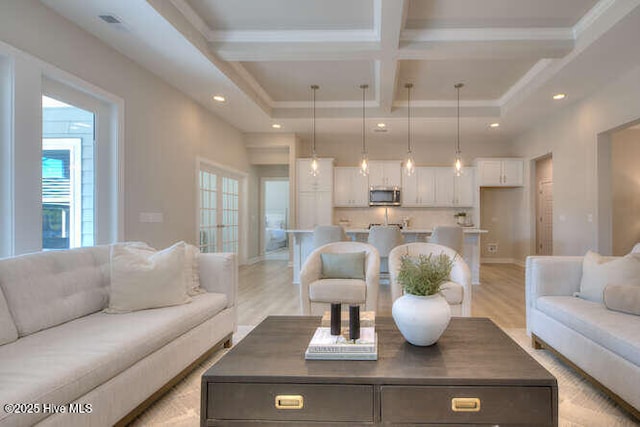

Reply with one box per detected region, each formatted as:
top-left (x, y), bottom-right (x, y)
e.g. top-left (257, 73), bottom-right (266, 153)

top-left (451, 397), bottom-right (481, 412)
top-left (275, 395), bottom-right (304, 410)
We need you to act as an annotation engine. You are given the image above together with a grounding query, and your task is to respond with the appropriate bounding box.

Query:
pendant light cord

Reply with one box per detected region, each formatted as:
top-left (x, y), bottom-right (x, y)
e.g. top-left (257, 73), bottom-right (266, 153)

top-left (455, 83), bottom-right (463, 155)
top-left (361, 84), bottom-right (367, 153)
top-left (405, 83), bottom-right (413, 153)
top-left (311, 85), bottom-right (318, 155)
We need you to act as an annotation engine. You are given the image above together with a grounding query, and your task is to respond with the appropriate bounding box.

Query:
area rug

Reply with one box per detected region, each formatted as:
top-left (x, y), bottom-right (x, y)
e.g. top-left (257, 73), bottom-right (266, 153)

top-left (129, 325), bottom-right (639, 426)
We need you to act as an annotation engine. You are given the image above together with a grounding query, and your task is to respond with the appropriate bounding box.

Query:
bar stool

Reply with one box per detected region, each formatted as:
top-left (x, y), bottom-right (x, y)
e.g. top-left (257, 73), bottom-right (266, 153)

top-left (312, 225), bottom-right (348, 249)
top-left (367, 225), bottom-right (404, 281)
top-left (430, 225), bottom-right (464, 257)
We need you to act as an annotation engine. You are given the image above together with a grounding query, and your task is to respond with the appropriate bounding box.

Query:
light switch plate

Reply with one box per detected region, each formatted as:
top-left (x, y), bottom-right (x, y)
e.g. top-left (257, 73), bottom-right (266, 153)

top-left (139, 212), bottom-right (163, 223)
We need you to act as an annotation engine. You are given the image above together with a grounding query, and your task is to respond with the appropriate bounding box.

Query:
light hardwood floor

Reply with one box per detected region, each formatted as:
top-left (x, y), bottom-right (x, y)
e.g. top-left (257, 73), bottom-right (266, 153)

top-left (238, 260), bottom-right (526, 328)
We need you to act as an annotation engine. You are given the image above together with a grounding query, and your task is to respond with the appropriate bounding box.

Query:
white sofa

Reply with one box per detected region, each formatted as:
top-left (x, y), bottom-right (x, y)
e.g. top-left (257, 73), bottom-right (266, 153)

top-left (0, 245), bottom-right (237, 427)
top-left (526, 255), bottom-right (640, 418)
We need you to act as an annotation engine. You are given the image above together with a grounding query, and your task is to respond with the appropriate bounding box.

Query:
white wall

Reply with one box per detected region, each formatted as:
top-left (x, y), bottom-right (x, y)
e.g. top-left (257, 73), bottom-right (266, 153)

top-left (299, 134), bottom-right (516, 167)
top-left (0, 0), bottom-right (249, 251)
top-left (513, 65), bottom-right (640, 259)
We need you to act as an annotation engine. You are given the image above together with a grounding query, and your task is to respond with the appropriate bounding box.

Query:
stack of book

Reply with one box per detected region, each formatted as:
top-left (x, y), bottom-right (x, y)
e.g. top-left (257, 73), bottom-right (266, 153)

top-left (305, 326), bottom-right (378, 360)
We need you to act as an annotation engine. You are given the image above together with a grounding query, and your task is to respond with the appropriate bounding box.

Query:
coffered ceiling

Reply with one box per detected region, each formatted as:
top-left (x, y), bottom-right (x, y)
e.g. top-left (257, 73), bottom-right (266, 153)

top-left (41, 0), bottom-right (640, 144)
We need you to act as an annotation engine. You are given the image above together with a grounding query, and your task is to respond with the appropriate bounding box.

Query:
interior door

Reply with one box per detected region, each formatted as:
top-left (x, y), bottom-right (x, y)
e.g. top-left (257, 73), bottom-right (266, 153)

top-left (199, 164), bottom-right (240, 254)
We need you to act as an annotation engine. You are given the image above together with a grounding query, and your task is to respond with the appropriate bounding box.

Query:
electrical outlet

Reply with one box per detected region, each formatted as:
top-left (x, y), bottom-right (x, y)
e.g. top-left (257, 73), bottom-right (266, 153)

top-left (487, 243), bottom-right (498, 254)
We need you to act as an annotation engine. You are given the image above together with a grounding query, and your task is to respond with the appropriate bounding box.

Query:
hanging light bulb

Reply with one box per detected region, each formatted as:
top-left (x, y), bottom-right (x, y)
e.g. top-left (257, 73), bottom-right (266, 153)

top-left (453, 83), bottom-right (464, 177)
top-left (404, 83), bottom-right (415, 176)
top-left (359, 84), bottom-right (369, 176)
top-left (309, 85), bottom-right (320, 176)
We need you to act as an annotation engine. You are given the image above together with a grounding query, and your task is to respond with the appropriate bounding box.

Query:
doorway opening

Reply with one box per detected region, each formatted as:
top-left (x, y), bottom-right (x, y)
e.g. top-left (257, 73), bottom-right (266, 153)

top-left (261, 178), bottom-right (289, 260)
top-left (535, 154), bottom-right (553, 255)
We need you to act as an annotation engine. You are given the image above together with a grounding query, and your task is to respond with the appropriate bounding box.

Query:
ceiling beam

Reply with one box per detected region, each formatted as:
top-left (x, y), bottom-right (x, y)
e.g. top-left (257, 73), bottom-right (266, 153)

top-left (213, 42), bottom-right (380, 62)
top-left (377, 0), bottom-right (407, 114)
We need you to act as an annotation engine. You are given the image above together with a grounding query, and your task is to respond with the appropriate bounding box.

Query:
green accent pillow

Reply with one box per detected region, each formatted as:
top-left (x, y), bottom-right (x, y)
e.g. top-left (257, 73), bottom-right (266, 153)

top-left (320, 252), bottom-right (366, 279)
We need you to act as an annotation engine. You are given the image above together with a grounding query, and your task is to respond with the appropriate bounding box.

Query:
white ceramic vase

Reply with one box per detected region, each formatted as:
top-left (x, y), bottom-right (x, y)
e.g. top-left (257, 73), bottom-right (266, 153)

top-left (392, 293), bottom-right (451, 346)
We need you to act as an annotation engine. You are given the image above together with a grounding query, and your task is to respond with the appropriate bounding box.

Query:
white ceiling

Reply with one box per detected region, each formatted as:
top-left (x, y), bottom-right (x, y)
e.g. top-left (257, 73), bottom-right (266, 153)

top-left (40, 0), bottom-right (640, 145)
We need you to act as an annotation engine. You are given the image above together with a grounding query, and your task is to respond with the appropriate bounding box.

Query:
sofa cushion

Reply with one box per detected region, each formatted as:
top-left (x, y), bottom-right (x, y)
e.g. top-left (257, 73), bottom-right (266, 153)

top-left (536, 295), bottom-right (640, 366)
top-left (604, 284), bottom-right (640, 316)
top-left (578, 251), bottom-right (640, 303)
top-left (0, 287), bottom-right (18, 345)
top-left (0, 292), bottom-right (227, 426)
top-left (0, 246), bottom-right (110, 336)
top-left (106, 242), bottom-right (190, 313)
top-left (309, 279), bottom-right (366, 304)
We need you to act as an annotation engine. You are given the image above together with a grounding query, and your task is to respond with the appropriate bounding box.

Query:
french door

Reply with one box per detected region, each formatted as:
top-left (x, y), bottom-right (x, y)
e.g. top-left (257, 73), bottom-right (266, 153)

top-left (198, 163), bottom-right (240, 254)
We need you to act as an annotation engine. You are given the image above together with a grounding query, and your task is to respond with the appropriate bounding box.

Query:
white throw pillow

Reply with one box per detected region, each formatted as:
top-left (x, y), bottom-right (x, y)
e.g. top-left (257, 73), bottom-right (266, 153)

top-left (578, 251), bottom-right (640, 303)
top-left (106, 241), bottom-right (190, 313)
top-left (185, 244), bottom-right (205, 296)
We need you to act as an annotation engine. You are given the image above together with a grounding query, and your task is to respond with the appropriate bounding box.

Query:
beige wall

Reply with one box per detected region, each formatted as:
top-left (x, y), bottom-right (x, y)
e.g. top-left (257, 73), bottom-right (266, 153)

top-left (611, 128), bottom-right (640, 255)
top-left (480, 187), bottom-right (523, 260)
top-left (0, 0), bottom-right (249, 251)
top-left (513, 64), bottom-right (640, 259)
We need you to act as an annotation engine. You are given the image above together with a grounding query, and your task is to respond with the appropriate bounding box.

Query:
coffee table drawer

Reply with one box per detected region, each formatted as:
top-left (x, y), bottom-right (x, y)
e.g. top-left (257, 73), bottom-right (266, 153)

top-left (207, 383), bottom-right (374, 422)
top-left (381, 385), bottom-right (553, 425)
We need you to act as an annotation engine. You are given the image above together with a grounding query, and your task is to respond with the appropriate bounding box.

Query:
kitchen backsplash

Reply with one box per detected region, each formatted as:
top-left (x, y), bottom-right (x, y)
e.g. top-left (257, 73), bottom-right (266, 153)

top-left (333, 207), bottom-right (473, 229)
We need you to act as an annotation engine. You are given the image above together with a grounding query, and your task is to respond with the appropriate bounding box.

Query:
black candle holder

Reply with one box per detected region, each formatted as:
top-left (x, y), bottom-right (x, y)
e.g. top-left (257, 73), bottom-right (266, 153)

top-left (330, 303), bottom-right (341, 336)
top-left (349, 305), bottom-right (360, 341)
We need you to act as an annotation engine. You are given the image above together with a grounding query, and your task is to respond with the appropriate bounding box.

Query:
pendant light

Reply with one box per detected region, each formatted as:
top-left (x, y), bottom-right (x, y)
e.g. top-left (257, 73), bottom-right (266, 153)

top-left (359, 84), bottom-right (369, 176)
top-left (404, 83), bottom-right (415, 176)
top-left (309, 84), bottom-right (320, 176)
top-left (453, 83), bottom-right (464, 177)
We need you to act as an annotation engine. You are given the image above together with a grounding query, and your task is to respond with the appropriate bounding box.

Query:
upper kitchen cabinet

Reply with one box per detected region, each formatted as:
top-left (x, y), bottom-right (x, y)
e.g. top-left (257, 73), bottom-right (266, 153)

top-left (296, 158), bottom-right (334, 229)
top-left (433, 167), bottom-right (455, 206)
top-left (334, 167), bottom-right (368, 207)
top-left (476, 158), bottom-right (524, 187)
top-left (402, 167), bottom-right (474, 207)
top-left (369, 161), bottom-right (401, 188)
top-left (402, 167), bottom-right (435, 207)
top-left (454, 167), bottom-right (475, 207)
top-left (297, 158), bottom-right (334, 192)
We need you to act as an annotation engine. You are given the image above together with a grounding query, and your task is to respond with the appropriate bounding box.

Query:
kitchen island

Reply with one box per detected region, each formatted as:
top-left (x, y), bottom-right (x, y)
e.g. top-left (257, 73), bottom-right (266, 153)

top-left (287, 228), bottom-right (487, 285)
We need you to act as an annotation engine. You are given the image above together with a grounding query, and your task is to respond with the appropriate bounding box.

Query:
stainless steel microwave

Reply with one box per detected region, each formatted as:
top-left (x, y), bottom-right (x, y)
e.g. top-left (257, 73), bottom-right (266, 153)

top-left (369, 187), bottom-right (401, 206)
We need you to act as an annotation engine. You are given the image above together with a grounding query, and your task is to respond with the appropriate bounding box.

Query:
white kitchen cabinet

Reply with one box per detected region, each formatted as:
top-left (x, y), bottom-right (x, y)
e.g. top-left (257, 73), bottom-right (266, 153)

top-left (476, 158), bottom-right (523, 187)
top-left (297, 191), bottom-right (333, 229)
top-left (296, 158), bottom-right (334, 229)
top-left (454, 167), bottom-right (475, 207)
top-left (334, 167), bottom-right (369, 207)
top-left (434, 167), bottom-right (455, 206)
top-left (402, 167), bottom-right (435, 206)
top-left (369, 161), bottom-right (401, 188)
top-left (297, 158), bottom-right (334, 192)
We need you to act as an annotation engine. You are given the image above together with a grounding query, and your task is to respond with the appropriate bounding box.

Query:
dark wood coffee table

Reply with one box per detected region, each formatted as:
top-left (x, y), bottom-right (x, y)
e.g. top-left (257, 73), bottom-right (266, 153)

top-left (201, 316), bottom-right (557, 426)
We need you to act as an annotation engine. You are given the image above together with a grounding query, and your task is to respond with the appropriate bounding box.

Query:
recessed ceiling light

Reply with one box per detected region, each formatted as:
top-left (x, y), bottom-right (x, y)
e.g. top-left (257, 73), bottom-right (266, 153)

top-left (376, 123), bottom-right (386, 128)
top-left (272, 124), bottom-right (281, 129)
top-left (212, 95), bottom-right (226, 103)
top-left (489, 122), bottom-right (500, 128)
top-left (552, 93), bottom-right (566, 100)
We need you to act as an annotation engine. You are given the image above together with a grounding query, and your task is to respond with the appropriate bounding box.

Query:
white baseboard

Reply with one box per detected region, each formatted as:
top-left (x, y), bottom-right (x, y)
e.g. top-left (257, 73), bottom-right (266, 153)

top-left (480, 258), bottom-right (526, 267)
top-left (246, 256), bottom-right (264, 265)
top-left (481, 257), bottom-right (516, 264)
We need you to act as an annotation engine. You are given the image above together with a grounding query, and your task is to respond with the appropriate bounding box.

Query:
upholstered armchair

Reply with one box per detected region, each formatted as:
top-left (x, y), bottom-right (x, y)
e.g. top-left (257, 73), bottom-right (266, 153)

top-left (389, 242), bottom-right (472, 317)
top-left (300, 241), bottom-right (380, 315)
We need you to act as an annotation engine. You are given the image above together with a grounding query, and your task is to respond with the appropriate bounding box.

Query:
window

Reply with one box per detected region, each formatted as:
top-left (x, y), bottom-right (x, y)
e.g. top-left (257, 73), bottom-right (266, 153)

top-left (42, 96), bottom-right (95, 249)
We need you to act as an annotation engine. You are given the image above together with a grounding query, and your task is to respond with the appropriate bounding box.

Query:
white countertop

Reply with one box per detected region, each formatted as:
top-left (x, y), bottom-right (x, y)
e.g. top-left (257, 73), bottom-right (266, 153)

top-left (287, 228), bottom-right (487, 234)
